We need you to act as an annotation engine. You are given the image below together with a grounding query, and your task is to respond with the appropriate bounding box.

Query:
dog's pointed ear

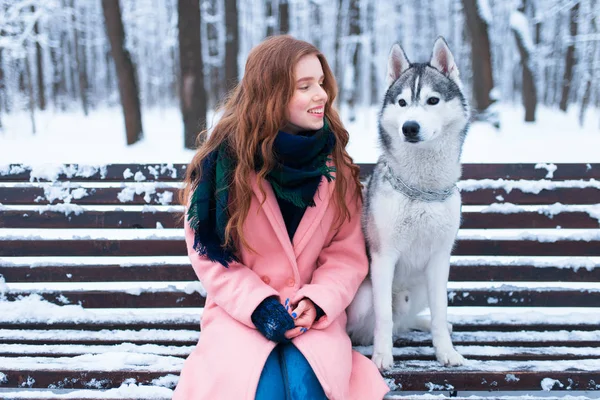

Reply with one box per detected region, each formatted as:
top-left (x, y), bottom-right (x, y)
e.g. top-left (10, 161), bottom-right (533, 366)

top-left (430, 37), bottom-right (459, 82)
top-left (387, 44), bottom-right (410, 86)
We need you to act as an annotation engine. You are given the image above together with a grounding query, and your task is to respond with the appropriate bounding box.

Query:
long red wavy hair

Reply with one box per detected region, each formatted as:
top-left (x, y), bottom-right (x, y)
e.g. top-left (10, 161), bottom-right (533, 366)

top-left (181, 35), bottom-right (362, 252)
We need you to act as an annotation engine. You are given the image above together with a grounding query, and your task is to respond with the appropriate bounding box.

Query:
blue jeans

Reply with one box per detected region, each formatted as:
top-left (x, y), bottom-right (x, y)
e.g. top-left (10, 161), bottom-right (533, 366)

top-left (255, 342), bottom-right (327, 400)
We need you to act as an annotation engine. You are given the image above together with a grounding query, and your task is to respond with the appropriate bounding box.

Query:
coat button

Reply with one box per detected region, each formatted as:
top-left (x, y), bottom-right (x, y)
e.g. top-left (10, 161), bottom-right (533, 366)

top-left (261, 276), bottom-right (271, 284)
top-left (287, 277), bottom-right (295, 287)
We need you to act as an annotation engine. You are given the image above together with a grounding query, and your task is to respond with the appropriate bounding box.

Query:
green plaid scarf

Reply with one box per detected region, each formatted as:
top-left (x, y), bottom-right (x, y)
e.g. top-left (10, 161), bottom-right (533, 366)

top-left (187, 123), bottom-right (336, 267)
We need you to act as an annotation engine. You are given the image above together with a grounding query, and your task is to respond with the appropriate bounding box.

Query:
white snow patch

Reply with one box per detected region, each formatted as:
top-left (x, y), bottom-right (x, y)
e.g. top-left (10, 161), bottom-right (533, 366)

top-left (476, 0), bottom-right (492, 24)
top-left (19, 376), bottom-right (35, 388)
top-left (0, 164), bottom-right (26, 175)
top-left (457, 228), bottom-right (600, 242)
top-left (116, 183), bottom-right (161, 203)
top-left (535, 163), bottom-right (557, 179)
top-left (0, 228), bottom-right (183, 240)
top-left (459, 178), bottom-right (600, 193)
top-left (36, 203), bottom-right (85, 216)
top-left (510, 11), bottom-right (535, 54)
top-left (0, 382), bottom-right (174, 398)
top-left (0, 294), bottom-right (202, 325)
top-left (424, 382), bottom-right (454, 392)
top-left (505, 373), bottom-right (520, 382)
top-left (184, 281), bottom-right (207, 297)
top-left (157, 191), bottom-right (174, 205)
top-left (27, 164), bottom-right (107, 182)
top-left (34, 183), bottom-right (90, 204)
top-left (123, 168), bottom-right (134, 179)
top-left (151, 374), bottom-right (179, 388)
top-left (541, 377), bottom-right (564, 391)
top-left (134, 171), bottom-right (147, 182)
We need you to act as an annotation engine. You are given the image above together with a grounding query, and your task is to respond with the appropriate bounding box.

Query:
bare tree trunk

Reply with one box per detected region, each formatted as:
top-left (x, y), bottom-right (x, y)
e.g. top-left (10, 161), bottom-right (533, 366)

top-left (579, 0), bottom-right (597, 126)
top-left (334, 0), bottom-right (344, 107)
top-left (25, 53), bottom-right (37, 135)
top-left (102, 0), bottom-right (143, 145)
top-left (178, 0), bottom-right (207, 149)
top-left (31, 5), bottom-right (46, 111)
top-left (279, 0), bottom-right (290, 34)
top-left (461, 0), bottom-right (495, 113)
top-left (265, 0), bottom-right (275, 36)
top-left (0, 49), bottom-right (3, 130)
top-left (224, 0), bottom-right (239, 93)
top-left (512, 25), bottom-right (537, 122)
top-left (346, 0), bottom-right (361, 122)
top-left (559, 3), bottom-right (579, 112)
top-left (73, 3), bottom-right (89, 116)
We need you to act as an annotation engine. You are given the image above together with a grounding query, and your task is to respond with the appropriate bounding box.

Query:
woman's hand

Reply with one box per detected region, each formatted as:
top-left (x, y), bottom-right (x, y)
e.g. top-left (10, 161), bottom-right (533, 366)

top-left (284, 298), bottom-right (317, 339)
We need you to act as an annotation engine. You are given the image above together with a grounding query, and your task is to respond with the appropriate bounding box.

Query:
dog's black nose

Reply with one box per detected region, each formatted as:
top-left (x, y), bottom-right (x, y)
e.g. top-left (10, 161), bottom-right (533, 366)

top-left (402, 121), bottom-right (420, 139)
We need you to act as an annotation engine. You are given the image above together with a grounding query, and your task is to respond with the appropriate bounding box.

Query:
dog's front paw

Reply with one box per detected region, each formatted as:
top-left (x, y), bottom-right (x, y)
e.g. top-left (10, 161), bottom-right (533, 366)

top-left (436, 348), bottom-right (465, 366)
top-left (372, 349), bottom-right (395, 371)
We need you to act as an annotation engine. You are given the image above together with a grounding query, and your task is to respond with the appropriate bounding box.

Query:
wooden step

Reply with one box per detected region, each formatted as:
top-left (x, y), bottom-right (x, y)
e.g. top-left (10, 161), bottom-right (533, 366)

top-left (3, 237), bottom-right (600, 256)
top-left (3, 185), bottom-right (600, 205)
top-left (3, 260), bottom-right (599, 283)
top-left (2, 208), bottom-right (598, 229)
top-left (3, 163), bottom-right (600, 182)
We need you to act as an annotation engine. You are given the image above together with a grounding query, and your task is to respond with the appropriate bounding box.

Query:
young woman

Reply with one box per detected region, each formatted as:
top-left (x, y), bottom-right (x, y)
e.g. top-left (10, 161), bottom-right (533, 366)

top-left (173, 35), bottom-right (389, 400)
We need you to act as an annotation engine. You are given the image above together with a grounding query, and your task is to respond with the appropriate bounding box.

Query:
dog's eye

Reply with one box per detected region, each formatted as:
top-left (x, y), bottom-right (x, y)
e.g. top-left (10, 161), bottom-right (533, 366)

top-left (427, 97), bottom-right (440, 105)
top-left (398, 99), bottom-right (407, 107)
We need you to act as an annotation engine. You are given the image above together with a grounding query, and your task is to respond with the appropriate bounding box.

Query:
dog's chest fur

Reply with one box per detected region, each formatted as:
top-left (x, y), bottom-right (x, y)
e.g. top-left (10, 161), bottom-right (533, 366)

top-left (365, 173), bottom-right (461, 275)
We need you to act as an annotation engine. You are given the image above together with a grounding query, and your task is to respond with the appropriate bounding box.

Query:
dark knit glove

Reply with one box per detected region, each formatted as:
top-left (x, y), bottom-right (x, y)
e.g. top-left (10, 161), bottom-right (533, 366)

top-left (313, 301), bottom-right (325, 321)
top-left (251, 297), bottom-right (295, 343)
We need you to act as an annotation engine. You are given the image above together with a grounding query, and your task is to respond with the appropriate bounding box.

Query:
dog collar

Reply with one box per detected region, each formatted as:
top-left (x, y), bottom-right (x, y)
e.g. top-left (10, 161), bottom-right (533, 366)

top-left (381, 161), bottom-right (458, 202)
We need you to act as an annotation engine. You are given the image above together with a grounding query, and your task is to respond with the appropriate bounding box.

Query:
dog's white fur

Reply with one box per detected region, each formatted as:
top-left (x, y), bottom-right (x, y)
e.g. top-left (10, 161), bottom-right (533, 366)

top-left (346, 38), bottom-right (468, 370)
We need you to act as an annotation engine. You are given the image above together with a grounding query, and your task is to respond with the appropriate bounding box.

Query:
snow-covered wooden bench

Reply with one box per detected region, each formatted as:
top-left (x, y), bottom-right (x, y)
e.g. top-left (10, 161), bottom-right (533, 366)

top-left (0, 163), bottom-right (599, 399)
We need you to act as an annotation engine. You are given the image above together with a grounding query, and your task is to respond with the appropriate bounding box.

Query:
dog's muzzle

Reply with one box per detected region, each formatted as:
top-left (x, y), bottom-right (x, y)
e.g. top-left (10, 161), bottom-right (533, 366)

top-left (402, 121), bottom-right (421, 143)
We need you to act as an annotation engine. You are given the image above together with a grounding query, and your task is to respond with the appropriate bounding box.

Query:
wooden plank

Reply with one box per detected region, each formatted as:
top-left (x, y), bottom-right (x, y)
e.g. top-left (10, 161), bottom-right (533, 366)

top-left (3, 345), bottom-right (598, 362)
top-left (0, 370), bottom-right (179, 389)
top-left (383, 370), bottom-right (600, 392)
top-left (0, 389), bottom-right (168, 400)
top-left (449, 264), bottom-right (600, 282)
top-left (0, 210), bottom-right (182, 229)
top-left (0, 321), bottom-right (202, 331)
top-left (454, 240), bottom-right (600, 257)
top-left (0, 264), bottom-right (197, 283)
top-left (3, 163), bottom-right (600, 182)
top-left (1, 369), bottom-right (597, 392)
top-left (0, 164), bottom-right (187, 182)
top-left (5, 287), bottom-right (598, 308)
top-left (0, 240), bottom-right (186, 257)
top-left (461, 211), bottom-right (600, 229)
top-left (2, 209), bottom-right (598, 229)
top-left (2, 186), bottom-right (600, 206)
top-left (0, 320), bottom-right (597, 333)
top-left (461, 188), bottom-right (600, 205)
top-left (3, 291), bottom-right (205, 308)
top-left (461, 163), bottom-right (600, 181)
top-left (4, 330), bottom-right (598, 348)
top-left (3, 238), bottom-right (600, 256)
top-left (0, 187), bottom-right (181, 206)
top-left (447, 288), bottom-right (600, 307)
top-left (2, 262), bottom-right (599, 283)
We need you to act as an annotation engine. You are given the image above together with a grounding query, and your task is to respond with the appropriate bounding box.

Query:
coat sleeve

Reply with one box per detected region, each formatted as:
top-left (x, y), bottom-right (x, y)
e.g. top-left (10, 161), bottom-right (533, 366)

top-left (292, 186), bottom-right (368, 330)
top-left (185, 219), bottom-right (280, 328)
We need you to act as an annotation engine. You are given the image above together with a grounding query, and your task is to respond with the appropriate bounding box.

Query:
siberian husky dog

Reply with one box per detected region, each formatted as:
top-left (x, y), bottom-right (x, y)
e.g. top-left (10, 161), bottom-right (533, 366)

top-left (346, 37), bottom-right (469, 370)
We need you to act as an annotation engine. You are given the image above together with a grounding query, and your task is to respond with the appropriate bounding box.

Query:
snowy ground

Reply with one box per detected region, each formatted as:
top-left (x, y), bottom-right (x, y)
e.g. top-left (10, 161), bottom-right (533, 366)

top-left (0, 103), bottom-right (598, 164)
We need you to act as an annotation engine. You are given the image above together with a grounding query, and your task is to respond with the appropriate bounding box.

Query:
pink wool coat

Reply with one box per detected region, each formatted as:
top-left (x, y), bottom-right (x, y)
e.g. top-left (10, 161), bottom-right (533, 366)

top-left (172, 170), bottom-right (390, 400)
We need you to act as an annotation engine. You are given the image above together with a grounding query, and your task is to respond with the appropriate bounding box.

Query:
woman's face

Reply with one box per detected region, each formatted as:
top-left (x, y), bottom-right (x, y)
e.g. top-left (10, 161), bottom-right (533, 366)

top-left (283, 54), bottom-right (328, 134)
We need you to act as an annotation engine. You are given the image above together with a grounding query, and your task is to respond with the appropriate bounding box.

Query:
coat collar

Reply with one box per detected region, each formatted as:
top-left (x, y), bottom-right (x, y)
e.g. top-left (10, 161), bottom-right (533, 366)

top-left (250, 172), bottom-right (334, 263)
